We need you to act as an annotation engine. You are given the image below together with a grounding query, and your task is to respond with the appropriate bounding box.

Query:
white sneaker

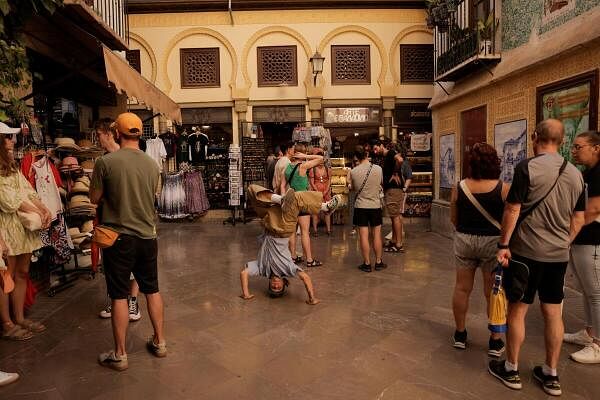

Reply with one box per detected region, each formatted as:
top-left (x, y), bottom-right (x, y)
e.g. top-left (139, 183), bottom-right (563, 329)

top-left (570, 343), bottom-right (600, 364)
top-left (564, 329), bottom-right (593, 346)
top-left (0, 371), bottom-right (19, 387)
top-left (99, 304), bottom-right (111, 319)
top-left (128, 297), bottom-right (141, 322)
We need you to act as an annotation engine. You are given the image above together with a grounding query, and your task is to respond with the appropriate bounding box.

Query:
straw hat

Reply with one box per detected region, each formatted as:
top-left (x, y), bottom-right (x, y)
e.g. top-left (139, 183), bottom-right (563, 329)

top-left (68, 227), bottom-right (88, 239)
top-left (80, 160), bottom-right (95, 172)
top-left (54, 137), bottom-right (81, 151)
top-left (76, 175), bottom-right (90, 186)
top-left (77, 139), bottom-right (93, 149)
top-left (60, 156), bottom-right (79, 170)
top-left (70, 181), bottom-right (89, 195)
top-left (58, 187), bottom-right (67, 198)
top-left (81, 220), bottom-right (94, 233)
top-left (69, 194), bottom-right (91, 208)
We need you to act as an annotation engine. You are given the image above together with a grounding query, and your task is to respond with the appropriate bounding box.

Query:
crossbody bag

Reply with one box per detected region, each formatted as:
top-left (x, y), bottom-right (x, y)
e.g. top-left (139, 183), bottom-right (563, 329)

top-left (353, 163), bottom-right (374, 207)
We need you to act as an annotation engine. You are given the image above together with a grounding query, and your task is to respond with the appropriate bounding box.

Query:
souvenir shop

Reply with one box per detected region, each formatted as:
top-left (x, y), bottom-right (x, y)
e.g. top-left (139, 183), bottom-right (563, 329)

top-left (393, 103), bottom-right (433, 218)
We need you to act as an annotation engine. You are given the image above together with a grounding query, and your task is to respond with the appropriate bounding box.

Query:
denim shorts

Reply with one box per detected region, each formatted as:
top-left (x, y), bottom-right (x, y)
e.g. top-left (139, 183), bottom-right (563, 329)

top-left (453, 232), bottom-right (498, 272)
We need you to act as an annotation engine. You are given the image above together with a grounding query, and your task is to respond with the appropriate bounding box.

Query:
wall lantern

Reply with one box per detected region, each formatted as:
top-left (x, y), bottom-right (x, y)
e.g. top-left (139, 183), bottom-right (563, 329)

top-left (309, 50), bottom-right (325, 86)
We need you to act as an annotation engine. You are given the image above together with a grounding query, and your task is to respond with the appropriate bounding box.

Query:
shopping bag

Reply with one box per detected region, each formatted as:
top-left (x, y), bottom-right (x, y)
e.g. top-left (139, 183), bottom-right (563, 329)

top-left (488, 265), bottom-right (507, 334)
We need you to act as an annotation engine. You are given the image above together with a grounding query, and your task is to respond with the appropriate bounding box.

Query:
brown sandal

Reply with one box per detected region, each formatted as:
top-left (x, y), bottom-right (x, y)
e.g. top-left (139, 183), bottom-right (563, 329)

top-left (18, 319), bottom-right (46, 333)
top-left (2, 324), bottom-right (33, 341)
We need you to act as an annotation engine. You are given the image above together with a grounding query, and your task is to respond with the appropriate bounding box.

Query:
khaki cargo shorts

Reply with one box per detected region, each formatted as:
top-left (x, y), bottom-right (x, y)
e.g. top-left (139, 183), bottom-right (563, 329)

top-left (385, 188), bottom-right (405, 217)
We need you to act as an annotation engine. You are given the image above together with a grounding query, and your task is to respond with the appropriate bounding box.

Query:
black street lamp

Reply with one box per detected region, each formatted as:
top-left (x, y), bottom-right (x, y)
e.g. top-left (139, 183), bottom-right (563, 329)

top-left (309, 50), bottom-right (325, 86)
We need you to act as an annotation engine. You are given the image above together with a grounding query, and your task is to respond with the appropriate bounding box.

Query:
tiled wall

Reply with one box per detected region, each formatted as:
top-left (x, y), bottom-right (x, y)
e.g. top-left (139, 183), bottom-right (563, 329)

top-left (502, 0), bottom-right (600, 51)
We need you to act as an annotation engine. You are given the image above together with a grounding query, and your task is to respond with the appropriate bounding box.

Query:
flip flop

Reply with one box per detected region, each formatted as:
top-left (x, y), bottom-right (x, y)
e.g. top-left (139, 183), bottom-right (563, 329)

top-left (306, 259), bottom-right (323, 267)
top-left (2, 325), bottom-right (33, 341)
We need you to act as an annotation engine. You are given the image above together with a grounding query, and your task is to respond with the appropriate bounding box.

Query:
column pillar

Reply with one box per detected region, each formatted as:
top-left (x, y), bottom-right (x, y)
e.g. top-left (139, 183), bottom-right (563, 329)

top-left (382, 96), bottom-right (396, 142)
top-left (308, 97), bottom-right (322, 123)
top-left (233, 99), bottom-right (249, 145)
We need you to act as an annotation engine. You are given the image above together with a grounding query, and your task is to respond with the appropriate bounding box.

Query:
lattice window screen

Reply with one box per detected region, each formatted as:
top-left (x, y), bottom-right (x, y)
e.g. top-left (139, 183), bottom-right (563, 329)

top-left (400, 44), bottom-right (434, 83)
top-left (331, 45), bottom-right (371, 85)
top-left (126, 49), bottom-right (141, 73)
top-left (180, 48), bottom-right (220, 88)
top-left (257, 46), bottom-right (298, 87)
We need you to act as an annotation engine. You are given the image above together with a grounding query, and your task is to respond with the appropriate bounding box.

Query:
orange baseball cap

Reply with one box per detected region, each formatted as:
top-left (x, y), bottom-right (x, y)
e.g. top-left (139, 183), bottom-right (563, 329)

top-left (115, 112), bottom-right (143, 136)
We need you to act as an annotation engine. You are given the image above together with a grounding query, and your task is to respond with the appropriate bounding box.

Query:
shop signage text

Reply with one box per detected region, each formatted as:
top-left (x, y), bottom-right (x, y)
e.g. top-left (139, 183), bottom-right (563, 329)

top-left (324, 107), bottom-right (380, 124)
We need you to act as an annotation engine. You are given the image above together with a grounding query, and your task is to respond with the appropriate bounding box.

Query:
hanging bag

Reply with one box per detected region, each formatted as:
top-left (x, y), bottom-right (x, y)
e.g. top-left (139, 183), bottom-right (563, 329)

top-left (16, 173), bottom-right (42, 231)
top-left (488, 264), bottom-right (507, 333)
top-left (91, 225), bottom-right (120, 249)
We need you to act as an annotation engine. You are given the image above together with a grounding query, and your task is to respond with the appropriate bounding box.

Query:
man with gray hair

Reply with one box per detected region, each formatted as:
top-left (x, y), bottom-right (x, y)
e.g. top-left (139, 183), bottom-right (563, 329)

top-left (489, 119), bottom-right (585, 396)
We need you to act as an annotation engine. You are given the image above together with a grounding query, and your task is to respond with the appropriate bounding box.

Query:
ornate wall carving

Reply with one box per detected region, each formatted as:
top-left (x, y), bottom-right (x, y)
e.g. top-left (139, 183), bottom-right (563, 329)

top-left (400, 44), bottom-right (433, 83)
top-left (331, 45), bottom-right (371, 85)
top-left (257, 46), bottom-right (298, 87)
top-left (180, 48), bottom-right (220, 88)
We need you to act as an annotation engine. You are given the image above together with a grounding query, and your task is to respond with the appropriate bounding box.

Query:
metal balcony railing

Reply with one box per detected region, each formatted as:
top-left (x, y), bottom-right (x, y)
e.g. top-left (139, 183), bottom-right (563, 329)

top-left (84, 0), bottom-right (129, 44)
top-left (430, 0), bottom-right (499, 81)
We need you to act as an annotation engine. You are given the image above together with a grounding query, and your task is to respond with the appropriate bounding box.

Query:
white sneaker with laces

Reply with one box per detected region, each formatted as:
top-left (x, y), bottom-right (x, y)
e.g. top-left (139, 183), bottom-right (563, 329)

top-left (564, 329), bottom-right (593, 346)
top-left (99, 304), bottom-right (111, 319)
top-left (570, 343), bottom-right (600, 364)
top-left (0, 371), bottom-right (19, 387)
top-left (128, 297), bottom-right (141, 322)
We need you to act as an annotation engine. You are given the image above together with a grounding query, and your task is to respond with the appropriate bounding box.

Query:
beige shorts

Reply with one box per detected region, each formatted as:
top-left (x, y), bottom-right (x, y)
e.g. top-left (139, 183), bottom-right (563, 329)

top-left (385, 189), bottom-right (405, 217)
top-left (453, 232), bottom-right (498, 271)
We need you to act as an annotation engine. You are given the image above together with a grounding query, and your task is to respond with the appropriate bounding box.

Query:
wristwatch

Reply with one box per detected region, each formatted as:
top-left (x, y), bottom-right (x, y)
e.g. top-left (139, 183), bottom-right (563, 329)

top-left (497, 243), bottom-right (509, 249)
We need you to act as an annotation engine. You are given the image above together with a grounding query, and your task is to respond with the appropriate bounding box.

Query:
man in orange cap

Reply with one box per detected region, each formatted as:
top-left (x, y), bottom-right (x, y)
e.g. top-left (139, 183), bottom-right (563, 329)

top-left (90, 112), bottom-right (166, 371)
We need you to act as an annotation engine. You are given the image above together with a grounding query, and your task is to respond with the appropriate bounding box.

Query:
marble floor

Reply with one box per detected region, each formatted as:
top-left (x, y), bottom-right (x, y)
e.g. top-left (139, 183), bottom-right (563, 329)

top-left (0, 220), bottom-right (598, 399)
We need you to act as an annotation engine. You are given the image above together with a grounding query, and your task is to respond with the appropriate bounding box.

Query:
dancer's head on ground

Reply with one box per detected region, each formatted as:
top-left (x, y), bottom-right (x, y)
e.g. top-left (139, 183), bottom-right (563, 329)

top-left (571, 131), bottom-right (599, 168)
top-left (532, 119), bottom-right (563, 155)
top-left (467, 142), bottom-right (501, 180)
top-left (268, 276), bottom-right (288, 297)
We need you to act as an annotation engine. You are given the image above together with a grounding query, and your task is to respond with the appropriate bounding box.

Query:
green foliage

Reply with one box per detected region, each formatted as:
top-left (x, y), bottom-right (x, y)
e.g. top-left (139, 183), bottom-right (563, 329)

top-left (0, 0), bottom-right (63, 122)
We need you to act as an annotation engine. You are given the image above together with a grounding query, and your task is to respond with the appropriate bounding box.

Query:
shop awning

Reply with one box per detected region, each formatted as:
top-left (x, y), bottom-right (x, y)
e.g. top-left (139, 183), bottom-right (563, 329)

top-left (102, 46), bottom-right (182, 123)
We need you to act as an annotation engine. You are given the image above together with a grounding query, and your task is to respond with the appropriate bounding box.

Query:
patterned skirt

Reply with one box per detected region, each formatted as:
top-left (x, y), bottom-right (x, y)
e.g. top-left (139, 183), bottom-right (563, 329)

top-left (158, 173), bottom-right (188, 219)
top-left (184, 171), bottom-right (210, 215)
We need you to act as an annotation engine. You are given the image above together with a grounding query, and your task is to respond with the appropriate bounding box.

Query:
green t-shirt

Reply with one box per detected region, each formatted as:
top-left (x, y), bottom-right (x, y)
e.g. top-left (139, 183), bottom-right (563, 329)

top-left (90, 148), bottom-right (159, 239)
top-left (285, 163), bottom-right (309, 192)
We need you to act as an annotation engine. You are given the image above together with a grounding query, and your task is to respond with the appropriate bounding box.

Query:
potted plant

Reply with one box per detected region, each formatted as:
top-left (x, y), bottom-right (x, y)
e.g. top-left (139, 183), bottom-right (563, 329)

top-left (477, 12), bottom-right (496, 55)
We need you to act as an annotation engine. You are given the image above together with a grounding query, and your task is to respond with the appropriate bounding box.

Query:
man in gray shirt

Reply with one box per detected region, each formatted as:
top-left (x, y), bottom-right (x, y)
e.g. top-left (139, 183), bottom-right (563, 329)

top-left (489, 119), bottom-right (585, 396)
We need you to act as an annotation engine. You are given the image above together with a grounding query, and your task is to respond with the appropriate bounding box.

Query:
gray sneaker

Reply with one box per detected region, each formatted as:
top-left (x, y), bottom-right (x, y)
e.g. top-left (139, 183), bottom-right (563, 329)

top-left (147, 337), bottom-right (167, 358)
top-left (98, 351), bottom-right (128, 371)
top-left (128, 297), bottom-right (141, 322)
top-left (99, 304), bottom-right (111, 319)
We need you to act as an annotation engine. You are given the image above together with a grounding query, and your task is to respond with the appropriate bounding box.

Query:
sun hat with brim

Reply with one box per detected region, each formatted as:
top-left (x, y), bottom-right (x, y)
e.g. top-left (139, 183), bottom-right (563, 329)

top-left (76, 175), bottom-right (90, 186)
top-left (72, 235), bottom-right (91, 246)
top-left (54, 137), bottom-right (81, 151)
top-left (68, 227), bottom-right (89, 239)
top-left (80, 160), bottom-right (95, 172)
top-left (77, 139), bottom-right (93, 149)
top-left (70, 182), bottom-right (89, 195)
top-left (81, 220), bottom-right (94, 233)
top-left (0, 122), bottom-right (21, 135)
top-left (69, 194), bottom-right (91, 208)
top-left (60, 156), bottom-right (79, 170)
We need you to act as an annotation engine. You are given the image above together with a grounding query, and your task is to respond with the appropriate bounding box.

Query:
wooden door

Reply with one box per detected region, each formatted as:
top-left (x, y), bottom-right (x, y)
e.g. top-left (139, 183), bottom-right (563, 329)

top-left (461, 106), bottom-right (487, 178)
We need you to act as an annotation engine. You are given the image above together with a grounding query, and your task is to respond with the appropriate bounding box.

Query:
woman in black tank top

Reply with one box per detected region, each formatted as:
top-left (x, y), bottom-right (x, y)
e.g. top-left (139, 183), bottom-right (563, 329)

top-left (449, 143), bottom-right (510, 355)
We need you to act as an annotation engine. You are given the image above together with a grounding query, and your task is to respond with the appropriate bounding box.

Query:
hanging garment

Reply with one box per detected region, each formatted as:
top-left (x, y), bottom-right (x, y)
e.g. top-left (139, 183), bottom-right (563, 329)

top-left (32, 156), bottom-right (63, 221)
top-left (39, 214), bottom-right (72, 265)
top-left (158, 173), bottom-right (189, 219)
top-left (188, 133), bottom-right (209, 164)
top-left (145, 138), bottom-right (168, 170)
top-left (184, 170), bottom-right (210, 214)
top-left (159, 132), bottom-right (177, 159)
top-left (176, 135), bottom-right (190, 166)
top-left (21, 151), bottom-right (63, 189)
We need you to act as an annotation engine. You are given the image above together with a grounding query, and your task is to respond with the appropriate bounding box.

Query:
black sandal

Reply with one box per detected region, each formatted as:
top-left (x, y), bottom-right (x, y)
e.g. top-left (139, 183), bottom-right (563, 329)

top-left (306, 259), bottom-right (323, 267)
top-left (384, 245), bottom-right (401, 253)
top-left (374, 261), bottom-right (387, 271)
top-left (292, 256), bottom-right (303, 264)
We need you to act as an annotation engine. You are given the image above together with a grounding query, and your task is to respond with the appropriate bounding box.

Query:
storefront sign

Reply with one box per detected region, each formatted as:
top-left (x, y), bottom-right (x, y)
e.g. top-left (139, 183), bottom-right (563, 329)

top-left (410, 133), bottom-right (432, 152)
top-left (394, 104), bottom-right (432, 131)
top-left (323, 107), bottom-right (380, 124)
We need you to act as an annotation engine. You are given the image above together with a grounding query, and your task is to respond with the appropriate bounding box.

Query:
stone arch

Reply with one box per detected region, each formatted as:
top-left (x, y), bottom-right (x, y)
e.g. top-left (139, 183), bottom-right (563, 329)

top-left (317, 25), bottom-right (388, 88)
top-left (162, 28), bottom-right (238, 94)
top-left (128, 32), bottom-right (158, 84)
top-left (240, 26), bottom-right (313, 88)
top-left (389, 26), bottom-right (433, 86)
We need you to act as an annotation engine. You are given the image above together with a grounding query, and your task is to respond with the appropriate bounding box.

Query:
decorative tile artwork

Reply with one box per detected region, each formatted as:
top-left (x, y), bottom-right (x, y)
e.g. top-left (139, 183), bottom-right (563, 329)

top-left (502, 0), bottom-right (600, 51)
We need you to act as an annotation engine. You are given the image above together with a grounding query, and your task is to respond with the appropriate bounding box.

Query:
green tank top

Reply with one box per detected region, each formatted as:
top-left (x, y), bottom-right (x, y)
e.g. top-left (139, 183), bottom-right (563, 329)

top-left (285, 163), bottom-right (309, 191)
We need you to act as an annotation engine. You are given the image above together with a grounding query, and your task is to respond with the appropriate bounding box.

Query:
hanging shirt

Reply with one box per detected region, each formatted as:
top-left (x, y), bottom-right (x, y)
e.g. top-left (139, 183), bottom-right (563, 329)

top-left (159, 133), bottom-right (177, 158)
top-left (176, 135), bottom-right (190, 165)
top-left (145, 138), bottom-right (167, 171)
top-left (188, 133), bottom-right (209, 164)
top-left (32, 156), bottom-right (63, 220)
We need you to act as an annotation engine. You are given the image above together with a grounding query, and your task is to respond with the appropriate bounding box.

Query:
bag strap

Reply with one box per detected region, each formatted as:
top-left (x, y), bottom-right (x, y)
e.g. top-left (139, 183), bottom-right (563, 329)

top-left (516, 158), bottom-right (568, 227)
top-left (459, 180), bottom-right (501, 230)
top-left (288, 163), bottom-right (301, 187)
top-left (354, 163), bottom-right (374, 204)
